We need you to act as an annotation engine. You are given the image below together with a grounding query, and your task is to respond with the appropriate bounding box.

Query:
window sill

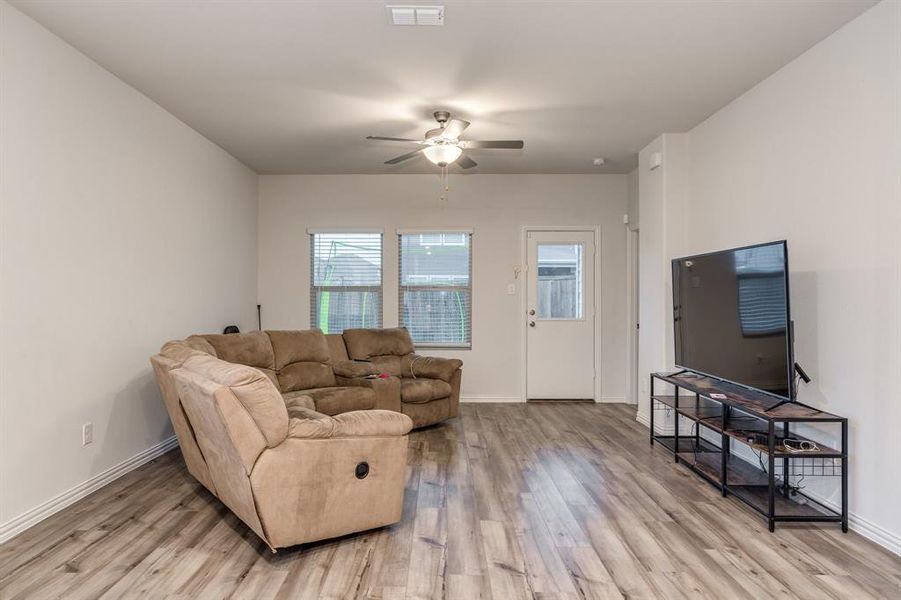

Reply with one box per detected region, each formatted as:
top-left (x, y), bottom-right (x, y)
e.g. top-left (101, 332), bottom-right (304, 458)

top-left (416, 345), bottom-right (472, 351)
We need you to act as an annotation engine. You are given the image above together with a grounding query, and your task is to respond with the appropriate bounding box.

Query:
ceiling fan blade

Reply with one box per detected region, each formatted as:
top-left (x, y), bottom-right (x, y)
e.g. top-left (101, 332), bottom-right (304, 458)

top-left (367, 136), bottom-right (422, 143)
top-left (457, 154), bottom-right (477, 169)
top-left (463, 140), bottom-right (524, 149)
top-left (384, 148), bottom-right (425, 165)
top-left (441, 119), bottom-right (470, 140)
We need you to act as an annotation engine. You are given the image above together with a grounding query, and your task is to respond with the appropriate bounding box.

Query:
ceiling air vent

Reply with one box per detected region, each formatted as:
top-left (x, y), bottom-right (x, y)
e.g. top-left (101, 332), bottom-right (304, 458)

top-left (387, 5), bottom-right (445, 26)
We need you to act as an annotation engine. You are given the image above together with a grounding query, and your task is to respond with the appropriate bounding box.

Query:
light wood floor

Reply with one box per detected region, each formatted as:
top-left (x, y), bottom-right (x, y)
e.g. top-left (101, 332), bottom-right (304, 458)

top-left (1, 403), bottom-right (899, 599)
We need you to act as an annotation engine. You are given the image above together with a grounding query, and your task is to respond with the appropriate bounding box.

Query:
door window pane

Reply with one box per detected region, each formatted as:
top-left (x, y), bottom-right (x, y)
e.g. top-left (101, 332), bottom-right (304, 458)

top-left (537, 244), bottom-right (583, 319)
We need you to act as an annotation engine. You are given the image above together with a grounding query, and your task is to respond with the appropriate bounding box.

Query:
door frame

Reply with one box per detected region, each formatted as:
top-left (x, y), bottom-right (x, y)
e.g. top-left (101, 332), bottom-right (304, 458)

top-left (520, 225), bottom-right (602, 403)
top-left (626, 227), bottom-right (640, 404)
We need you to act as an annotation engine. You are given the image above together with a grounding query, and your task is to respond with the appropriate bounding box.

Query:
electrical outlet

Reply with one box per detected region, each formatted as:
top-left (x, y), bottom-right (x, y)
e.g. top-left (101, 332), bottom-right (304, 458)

top-left (82, 422), bottom-right (93, 446)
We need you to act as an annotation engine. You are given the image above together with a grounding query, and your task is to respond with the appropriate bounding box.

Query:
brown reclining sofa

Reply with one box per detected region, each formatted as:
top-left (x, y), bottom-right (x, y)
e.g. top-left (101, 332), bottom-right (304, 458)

top-left (150, 327), bottom-right (461, 550)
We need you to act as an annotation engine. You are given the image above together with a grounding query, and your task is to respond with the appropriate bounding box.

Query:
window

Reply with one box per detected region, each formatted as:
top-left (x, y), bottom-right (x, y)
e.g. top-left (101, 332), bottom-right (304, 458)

top-left (310, 232), bottom-right (382, 333)
top-left (536, 243), bottom-right (584, 319)
top-left (399, 231), bottom-right (472, 347)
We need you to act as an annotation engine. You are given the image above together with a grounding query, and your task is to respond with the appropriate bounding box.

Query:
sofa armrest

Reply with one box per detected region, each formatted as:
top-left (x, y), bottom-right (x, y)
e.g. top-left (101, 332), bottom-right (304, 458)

top-left (333, 410), bottom-right (412, 437)
top-left (288, 408), bottom-right (412, 439)
top-left (332, 360), bottom-right (378, 378)
top-left (335, 375), bottom-right (401, 413)
top-left (401, 354), bottom-right (463, 383)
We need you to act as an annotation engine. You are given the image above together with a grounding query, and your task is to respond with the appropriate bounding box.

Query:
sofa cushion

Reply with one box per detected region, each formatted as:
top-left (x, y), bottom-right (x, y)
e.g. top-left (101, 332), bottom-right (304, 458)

top-left (301, 386), bottom-right (377, 416)
top-left (258, 368), bottom-right (281, 390)
top-left (402, 397), bottom-right (454, 429)
top-left (402, 354), bottom-right (463, 382)
top-left (182, 353), bottom-right (288, 447)
top-left (159, 340), bottom-right (204, 364)
top-left (287, 407), bottom-right (413, 439)
top-left (282, 390), bottom-right (316, 411)
top-left (332, 360), bottom-right (378, 378)
top-left (185, 335), bottom-right (217, 356)
top-left (325, 333), bottom-right (350, 362)
top-left (201, 332), bottom-right (275, 370)
top-left (369, 355), bottom-right (403, 377)
top-left (343, 328), bottom-right (415, 360)
top-left (268, 329), bottom-right (331, 369)
top-left (400, 378), bottom-right (453, 404)
top-left (277, 362), bottom-right (336, 394)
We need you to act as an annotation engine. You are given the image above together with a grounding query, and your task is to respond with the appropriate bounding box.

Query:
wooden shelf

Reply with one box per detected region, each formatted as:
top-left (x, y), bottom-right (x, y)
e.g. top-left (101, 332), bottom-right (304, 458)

top-left (650, 371), bottom-right (848, 532)
top-left (652, 372), bottom-right (844, 421)
top-left (651, 395), bottom-right (724, 425)
top-left (727, 485), bottom-right (837, 518)
top-left (676, 451), bottom-right (722, 483)
top-left (654, 435), bottom-right (719, 455)
top-left (724, 426), bottom-right (842, 457)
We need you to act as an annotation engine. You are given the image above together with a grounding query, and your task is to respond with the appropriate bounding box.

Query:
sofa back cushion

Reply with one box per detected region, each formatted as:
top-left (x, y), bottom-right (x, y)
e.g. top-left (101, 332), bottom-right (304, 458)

top-left (369, 355), bottom-right (403, 377)
top-left (182, 353), bottom-right (288, 448)
top-left (201, 332), bottom-right (275, 369)
top-left (267, 329), bottom-right (336, 393)
top-left (343, 328), bottom-right (415, 360)
top-left (200, 332), bottom-right (279, 388)
top-left (325, 333), bottom-right (350, 363)
top-left (185, 335), bottom-right (217, 356)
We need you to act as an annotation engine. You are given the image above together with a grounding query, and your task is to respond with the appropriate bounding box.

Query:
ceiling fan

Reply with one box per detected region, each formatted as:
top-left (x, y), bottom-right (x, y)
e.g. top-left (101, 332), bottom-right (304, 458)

top-left (367, 111), bottom-right (524, 169)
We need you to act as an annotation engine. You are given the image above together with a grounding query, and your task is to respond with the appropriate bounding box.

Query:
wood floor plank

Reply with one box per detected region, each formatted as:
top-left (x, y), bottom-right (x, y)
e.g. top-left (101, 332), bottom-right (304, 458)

top-left (1, 403), bottom-right (898, 599)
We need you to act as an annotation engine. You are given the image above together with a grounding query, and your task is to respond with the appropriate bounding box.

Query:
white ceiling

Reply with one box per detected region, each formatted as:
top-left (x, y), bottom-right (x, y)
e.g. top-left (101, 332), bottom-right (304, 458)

top-left (11, 0), bottom-right (875, 174)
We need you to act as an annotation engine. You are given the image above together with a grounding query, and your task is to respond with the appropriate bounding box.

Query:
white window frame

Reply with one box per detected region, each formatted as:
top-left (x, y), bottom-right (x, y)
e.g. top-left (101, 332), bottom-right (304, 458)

top-left (397, 229), bottom-right (473, 349)
top-left (309, 230), bottom-right (383, 333)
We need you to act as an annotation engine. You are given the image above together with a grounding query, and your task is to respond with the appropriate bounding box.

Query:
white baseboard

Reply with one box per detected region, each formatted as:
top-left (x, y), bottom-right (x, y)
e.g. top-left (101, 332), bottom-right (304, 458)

top-left (634, 413), bottom-right (900, 557)
top-left (0, 435), bottom-right (179, 545)
top-left (597, 396), bottom-right (627, 403)
top-left (800, 490), bottom-right (900, 556)
top-left (460, 395), bottom-right (523, 403)
top-left (636, 411), bottom-right (651, 428)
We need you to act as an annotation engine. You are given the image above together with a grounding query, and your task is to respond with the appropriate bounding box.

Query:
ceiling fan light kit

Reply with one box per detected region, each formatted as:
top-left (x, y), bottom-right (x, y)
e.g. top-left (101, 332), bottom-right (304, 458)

top-left (367, 110), bottom-right (524, 171)
top-left (423, 144), bottom-right (462, 167)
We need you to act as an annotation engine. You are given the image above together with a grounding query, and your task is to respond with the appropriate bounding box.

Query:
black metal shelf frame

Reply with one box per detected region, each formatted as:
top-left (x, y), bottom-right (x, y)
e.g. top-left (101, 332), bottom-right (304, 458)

top-left (650, 372), bottom-right (848, 533)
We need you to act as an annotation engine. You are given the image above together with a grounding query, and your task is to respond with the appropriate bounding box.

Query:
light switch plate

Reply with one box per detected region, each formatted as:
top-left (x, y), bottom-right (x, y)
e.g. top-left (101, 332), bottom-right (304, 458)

top-left (507, 283), bottom-right (516, 295)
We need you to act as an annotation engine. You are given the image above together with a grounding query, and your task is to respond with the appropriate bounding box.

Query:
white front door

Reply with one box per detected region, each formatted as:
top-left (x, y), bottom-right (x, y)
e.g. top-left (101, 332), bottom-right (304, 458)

top-left (526, 230), bottom-right (596, 400)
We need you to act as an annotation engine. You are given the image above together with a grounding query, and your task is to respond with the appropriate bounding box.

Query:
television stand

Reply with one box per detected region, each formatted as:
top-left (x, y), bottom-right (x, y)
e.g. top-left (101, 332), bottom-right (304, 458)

top-left (650, 371), bottom-right (848, 532)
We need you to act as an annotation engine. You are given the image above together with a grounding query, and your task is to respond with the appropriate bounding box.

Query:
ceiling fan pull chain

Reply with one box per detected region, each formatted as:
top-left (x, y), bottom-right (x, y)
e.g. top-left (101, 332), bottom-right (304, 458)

top-left (439, 165), bottom-right (449, 202)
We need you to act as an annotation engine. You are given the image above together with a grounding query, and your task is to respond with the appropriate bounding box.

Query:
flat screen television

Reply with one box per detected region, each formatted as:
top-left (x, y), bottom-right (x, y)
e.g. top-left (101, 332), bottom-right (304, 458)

top-left (672, 241), bottom-right (793, 400)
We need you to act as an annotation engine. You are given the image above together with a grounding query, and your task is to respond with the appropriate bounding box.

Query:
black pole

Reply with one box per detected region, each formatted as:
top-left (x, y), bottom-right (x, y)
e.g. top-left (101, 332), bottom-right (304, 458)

top-left (782, 422), bottom-right (790, 498)
top-left (649, 375), bottom-right (655, 446)
top-left (721, 406), bottom-right (728, 497)
top-left (674, 385), bottom-right (680, 463)
top-left (768, 420), bottom-right (776, 532)
top-left (257, 304), bottom-right (262, 331)
top-left (841, 419), bottom-right (848, 533)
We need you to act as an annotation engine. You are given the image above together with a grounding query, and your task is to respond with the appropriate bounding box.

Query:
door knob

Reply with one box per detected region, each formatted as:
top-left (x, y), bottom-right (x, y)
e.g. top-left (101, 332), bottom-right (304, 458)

top-left (529, 321), bottom-right (536, 327)
top-left (528, 309), bottom-right (536, 316)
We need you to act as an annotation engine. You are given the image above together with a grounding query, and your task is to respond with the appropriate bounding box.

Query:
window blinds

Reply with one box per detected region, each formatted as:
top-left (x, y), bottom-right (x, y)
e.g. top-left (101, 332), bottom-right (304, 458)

top-left (398, 232), bottom-right (472, 348)
top-left (310, 232), bottom-right (383, 333)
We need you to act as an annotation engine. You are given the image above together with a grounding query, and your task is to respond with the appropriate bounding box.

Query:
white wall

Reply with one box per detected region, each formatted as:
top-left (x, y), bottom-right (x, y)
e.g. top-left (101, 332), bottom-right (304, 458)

top-left (0, 2), bottom-right (259, 535)
top-left (638, 1), bottom-right (901, 551)
top-left (258, 175), bottom-right (628, 402)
